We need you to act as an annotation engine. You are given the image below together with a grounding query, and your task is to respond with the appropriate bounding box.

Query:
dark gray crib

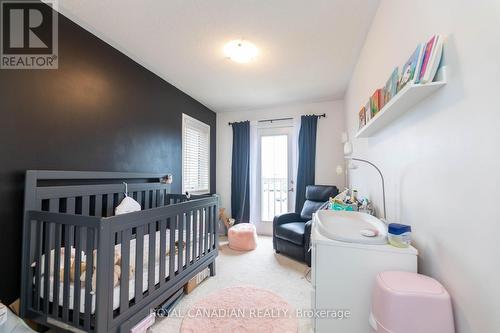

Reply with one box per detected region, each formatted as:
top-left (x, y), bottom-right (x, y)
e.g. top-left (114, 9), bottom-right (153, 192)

top-left (20, 171), bottom-right (219, 332)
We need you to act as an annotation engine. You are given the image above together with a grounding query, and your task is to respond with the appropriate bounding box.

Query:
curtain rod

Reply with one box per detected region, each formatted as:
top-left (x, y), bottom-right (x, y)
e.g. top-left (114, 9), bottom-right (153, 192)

top-left (228, 113), bottom-right (326, 126)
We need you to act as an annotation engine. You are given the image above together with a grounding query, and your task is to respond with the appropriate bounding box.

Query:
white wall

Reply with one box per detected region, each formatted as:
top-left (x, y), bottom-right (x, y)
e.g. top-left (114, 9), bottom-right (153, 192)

top-left (344, 1), bottom-right (500, 332)
top-left (216, 100), bottom-right (345, 226)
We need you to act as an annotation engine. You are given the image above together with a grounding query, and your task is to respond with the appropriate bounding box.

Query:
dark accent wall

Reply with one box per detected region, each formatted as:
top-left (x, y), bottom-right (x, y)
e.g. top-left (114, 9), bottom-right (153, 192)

top-left (0, 7), bottom-right (216, 303)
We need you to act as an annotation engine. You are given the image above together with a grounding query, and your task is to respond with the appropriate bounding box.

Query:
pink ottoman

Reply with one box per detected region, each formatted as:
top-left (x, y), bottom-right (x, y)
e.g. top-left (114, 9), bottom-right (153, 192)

top-left (228, 223), bottom-right (257, 251)
top-left (370, 271), bottom-right (455, 333)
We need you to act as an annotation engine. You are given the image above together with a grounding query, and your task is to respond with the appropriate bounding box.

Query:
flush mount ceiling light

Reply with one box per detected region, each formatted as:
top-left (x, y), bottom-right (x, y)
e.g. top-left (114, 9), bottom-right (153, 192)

top-left (223, 39), bottom-right (258, 63)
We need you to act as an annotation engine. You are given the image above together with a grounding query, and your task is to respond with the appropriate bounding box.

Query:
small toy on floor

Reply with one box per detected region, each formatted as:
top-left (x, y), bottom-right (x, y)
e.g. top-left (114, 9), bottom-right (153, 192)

top-left (218, 208), bottom-right (235, 230)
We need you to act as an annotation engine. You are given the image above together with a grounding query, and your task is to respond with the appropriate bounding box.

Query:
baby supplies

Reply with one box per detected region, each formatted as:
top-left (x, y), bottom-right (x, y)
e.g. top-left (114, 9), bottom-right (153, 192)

top-left (388, 223), bottom-right (412, 248)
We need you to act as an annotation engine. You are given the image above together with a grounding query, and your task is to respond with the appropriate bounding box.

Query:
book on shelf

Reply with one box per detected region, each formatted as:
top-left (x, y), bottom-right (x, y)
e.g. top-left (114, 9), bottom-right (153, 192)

top-left (365, 100), bottom-right (372, 122)
top-left (399, 43), bottom-right (424, 91)
top-left (356, 33), bottom-right (446, 135)
top-left (380, 88), bottom-right (386, 110)
top-left (420, 34), bottom-right (444, 83)
top-left (358, 106), bottom-right (366, 129)
top-left (418, 35), bottom-right (436, 83)
top-left (384, 67), bottom-right (399, 104)
top-left (371, 89), bottom-right (383, 117)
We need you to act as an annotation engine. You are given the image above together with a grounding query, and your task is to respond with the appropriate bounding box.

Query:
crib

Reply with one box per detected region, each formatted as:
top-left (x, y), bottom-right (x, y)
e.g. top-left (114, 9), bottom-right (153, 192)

top-left (20, 171), bottom-right (219, 333)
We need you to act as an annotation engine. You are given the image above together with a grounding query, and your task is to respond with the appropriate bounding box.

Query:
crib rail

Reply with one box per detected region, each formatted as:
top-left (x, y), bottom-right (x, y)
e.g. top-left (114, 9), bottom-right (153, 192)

top-left (104, 195), bottom-right (218, 331)
top-left (23, 211), bottom-right (101, 331)
top-left (22, 195), bottom-right (218, 333)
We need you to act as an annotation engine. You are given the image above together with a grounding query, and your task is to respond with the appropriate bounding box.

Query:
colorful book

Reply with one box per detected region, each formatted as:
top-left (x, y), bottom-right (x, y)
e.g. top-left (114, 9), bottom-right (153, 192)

top-left (418, 35), bottom-right (436, 82)
top-left (399, 44), bottom-right (424, 91)
top-left (413, 42), bottom-right (426, 84)
top-left (380, 88), bottom-right (385, 110)
top-left (358, 107), bottom-right (366, 129)
top-left (384, 67), bottom-right (399, 103)
top-left (365, 100), bottom-right (372, 122)
top-left (420, 35), bottom-right (444, 83)
top-left (371, 89), bottom-right (382, 116)
top-left (376, 89), bottom-right (383, 110)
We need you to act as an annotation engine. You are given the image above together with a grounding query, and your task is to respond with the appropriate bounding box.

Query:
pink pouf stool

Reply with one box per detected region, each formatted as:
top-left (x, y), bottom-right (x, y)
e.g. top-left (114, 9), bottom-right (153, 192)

top-left (370, 271), bottom-right (455, 333)
top-left (228, 223), bottom-right (257, 251)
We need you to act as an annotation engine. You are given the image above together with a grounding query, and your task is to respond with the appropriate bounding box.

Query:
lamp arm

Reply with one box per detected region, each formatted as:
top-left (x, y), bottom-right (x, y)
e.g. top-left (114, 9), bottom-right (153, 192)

top-left (347, 158), bottom-right (386, 220)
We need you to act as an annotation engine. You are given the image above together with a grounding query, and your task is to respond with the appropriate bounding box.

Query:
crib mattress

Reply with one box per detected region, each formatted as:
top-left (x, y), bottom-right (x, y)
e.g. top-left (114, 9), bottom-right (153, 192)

top-left (35, 229), bottom-right (211, 314)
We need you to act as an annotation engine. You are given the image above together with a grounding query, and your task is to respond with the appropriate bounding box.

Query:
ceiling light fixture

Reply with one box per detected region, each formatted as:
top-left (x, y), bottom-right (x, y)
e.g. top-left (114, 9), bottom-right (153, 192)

top-left (223, 39), bottom-right (258, 64)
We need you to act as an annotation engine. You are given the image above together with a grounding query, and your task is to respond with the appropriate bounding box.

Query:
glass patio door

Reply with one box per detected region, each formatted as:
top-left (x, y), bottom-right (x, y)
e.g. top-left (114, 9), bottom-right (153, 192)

top-left (259, 127), bottom-right (294, 222)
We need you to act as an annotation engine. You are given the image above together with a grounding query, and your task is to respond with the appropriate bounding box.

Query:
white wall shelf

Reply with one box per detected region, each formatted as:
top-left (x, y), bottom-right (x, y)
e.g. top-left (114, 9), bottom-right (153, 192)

top-left (355, 79), bottom-right (446, 138)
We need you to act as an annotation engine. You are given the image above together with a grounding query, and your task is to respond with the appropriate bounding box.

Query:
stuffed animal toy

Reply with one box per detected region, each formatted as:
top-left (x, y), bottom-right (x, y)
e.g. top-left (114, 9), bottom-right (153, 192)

top-left (166, 241), bottom-right (186, 256)
top-left (78, 248), bottom-right (134, 291)
top-left (219, 208), bottom-right (235, 230)
top-left (48, 247), bottom-right (132, 291)
top-left (38, 233), bottom-right (189, 293)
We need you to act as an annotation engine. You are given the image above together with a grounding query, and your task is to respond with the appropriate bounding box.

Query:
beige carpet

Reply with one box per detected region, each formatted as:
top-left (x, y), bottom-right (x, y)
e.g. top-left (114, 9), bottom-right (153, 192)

top-left (151, 236), bottom-right (313, 333)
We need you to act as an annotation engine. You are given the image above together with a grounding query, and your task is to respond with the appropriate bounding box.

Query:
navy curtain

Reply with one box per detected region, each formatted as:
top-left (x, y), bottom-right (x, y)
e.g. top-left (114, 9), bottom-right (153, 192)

top-left (231, 121), bottom-right (250, 224)
top-left (295, 115), bottom-right (319, 213)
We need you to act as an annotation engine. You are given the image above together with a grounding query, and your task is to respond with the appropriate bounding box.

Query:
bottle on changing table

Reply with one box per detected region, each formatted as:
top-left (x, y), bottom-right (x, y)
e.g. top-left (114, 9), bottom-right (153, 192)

top-left (358, 198), bottom-right (376, 215)
top-left (388, 223), bottom-right (412, 248)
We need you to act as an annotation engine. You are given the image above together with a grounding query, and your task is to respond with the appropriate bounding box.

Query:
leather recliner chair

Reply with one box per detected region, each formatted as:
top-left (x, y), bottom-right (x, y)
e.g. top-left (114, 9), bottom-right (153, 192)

top-left (273, 185), bottom-right (339, 266)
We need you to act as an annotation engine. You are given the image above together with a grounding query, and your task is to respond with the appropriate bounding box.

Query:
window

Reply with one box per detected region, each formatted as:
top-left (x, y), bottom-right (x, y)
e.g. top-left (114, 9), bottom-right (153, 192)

top-left (182, 114), bottom-right (210, 194)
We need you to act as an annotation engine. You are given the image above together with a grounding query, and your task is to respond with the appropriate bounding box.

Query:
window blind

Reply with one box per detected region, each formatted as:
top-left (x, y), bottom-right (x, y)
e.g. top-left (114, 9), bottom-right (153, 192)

top-left (182, 114), bottom-right (210, 194)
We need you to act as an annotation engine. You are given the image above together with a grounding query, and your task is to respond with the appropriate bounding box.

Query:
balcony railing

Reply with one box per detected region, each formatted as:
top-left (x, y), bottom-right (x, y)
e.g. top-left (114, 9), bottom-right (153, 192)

top-left (262, 177), bottom-right (288, 221)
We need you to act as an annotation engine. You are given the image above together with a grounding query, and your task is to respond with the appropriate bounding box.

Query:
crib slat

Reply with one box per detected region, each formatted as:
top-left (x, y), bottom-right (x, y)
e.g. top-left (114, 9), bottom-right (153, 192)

top-left (193, 211), bottom-right (198, 261)
top-left (192, 210), bottom-right (198, 261)
top-left (73, 226), bottom-right (82, 324)
top-left (62, 225), bottom-right (73, 322)
top-left (120, 229), bottom-right (131, 313)
top-left (67, 198), bottom-right (76, 214)
top-left (211, 205), bottom-right (216, 250)
top-left (43, 222), bottom-right (52, 314)
top-left (148, 222), bottom-right (156, 292)
top-left (49, 198), bottom-right (60, 213)
top-left (151, 190), bottom-right (157, 208)
top-left (208, 206), bottom-right (215, 252)
top-left (84, 228), bottom-right (94, 331)
top-left (198, 209), bottom-right (204, 258)
top-left (213, 204), bottom-right (218, 249)
top-left (95, 195), bottom-right (103, 217)
top-left (185, 211), bottom-right (192, 265)
top-left (178, 214), bottom-right (184, 274)
top-left (135, 225), bottom-right (144, 303)
top-left (137, 191), bottom-right (143, 210)
top-left (144, 191), bottom-right (150, 209)
top-left (205, 207), bottom-right (210, 254)
top-left (106, 194), bottom-right (113, 217)
top-left (64, 199), bottom-right (75, 322)
top-left (80, 197), bottom-right (89, 248)
top-left (48, 198), bottom-right (60, 317)
top-left (82, 196), bottom-right (90, 216)
top-left (153, 190), bottom-right (162, 208)
top-left (52, 223), bottom-right (62, 317)
top-left (34, 222), bottom-right (42, 311)
top-left (159, 219), bottom-right (166, 283)
top-left (168, 217), bottom-right (175, 279)
top-left (114, 193), bottom-right (120, 210)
